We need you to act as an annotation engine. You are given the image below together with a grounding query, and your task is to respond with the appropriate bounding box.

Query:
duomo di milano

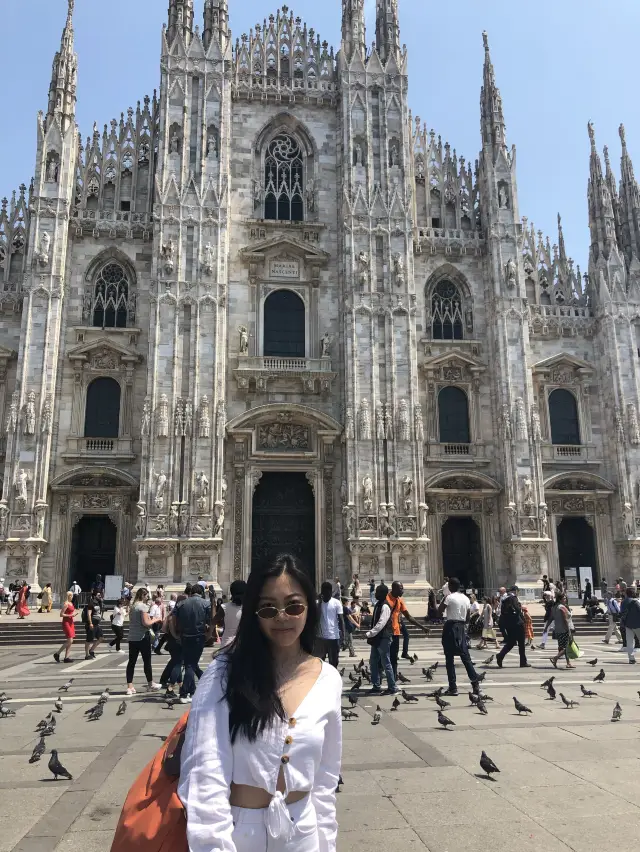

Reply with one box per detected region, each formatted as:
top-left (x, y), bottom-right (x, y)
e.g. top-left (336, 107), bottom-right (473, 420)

top-left (3, 0), bottom-right (640, 596)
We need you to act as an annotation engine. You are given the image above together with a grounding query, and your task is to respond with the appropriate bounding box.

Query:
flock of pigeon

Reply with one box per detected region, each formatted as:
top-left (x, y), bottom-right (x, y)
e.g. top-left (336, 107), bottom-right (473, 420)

top-left (0, 680), bottom-right (128, 782)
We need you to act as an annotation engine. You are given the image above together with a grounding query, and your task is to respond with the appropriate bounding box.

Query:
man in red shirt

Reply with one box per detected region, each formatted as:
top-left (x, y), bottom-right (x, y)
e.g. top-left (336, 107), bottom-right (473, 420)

top-left (387, 581), bottom-right (430, 678)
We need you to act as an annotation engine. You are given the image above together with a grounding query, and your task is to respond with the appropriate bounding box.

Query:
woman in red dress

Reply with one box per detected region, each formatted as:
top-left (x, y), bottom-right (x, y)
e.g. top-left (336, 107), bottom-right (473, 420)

top-left (16, 582), bottom-right (30, 618)
top-left (54, 592), bottom-right (76, 663)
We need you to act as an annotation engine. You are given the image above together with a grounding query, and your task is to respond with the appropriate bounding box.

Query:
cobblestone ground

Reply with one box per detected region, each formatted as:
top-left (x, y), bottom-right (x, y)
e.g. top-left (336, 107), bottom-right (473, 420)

top-left (1, 632), bottom-right (639, 852)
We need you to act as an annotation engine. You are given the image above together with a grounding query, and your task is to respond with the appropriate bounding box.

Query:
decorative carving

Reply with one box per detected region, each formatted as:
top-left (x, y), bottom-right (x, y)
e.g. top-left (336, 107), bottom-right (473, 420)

top-left (198, 396), bottom-right (211, 439)
top-left (5, 392), bottom-right (19, 435)
top-left (23, 391), bottom-right (36, 435)
top-left (357, 251), bottom-right (370, 290)
top-left (564, 497), bottom-right (586, 512)
top-left (522, 476), bottom-right (534, 513)
top-left (305, 471), bottom-right (316, 495)
top-left (500, 404), bottom-right (512, 441)
top-left (345, 407), bottom-right (355, 440)
top-left (628, 403), bottom-right (640, 445)
top-left (145, 557), bottom-right (167, 578)
top-left (342, 503), bottom-right (356, 539)
top-left (135, 503), bottom-right (146, 537)
top-left (448, 496), bottom-right (472, 512)
top-left (538, 503), bottom-right (549, 538)
top-left (623, 502), bottom-right (634, 536)
top-left (141, 397), bottom-right (151, 437)
top-left (217, 402), bottom-right (226, 438)
top-left (161, 237), bottom-right (175, 274)
top-left (505, 258), bottom-right (516, 288)
top-left (305, 178), bottom-right (316, 213)
top-left (184, 400), bottom-right (193, 435)
top-left (505, 502), bottom-right (517, 537)
top-left (359, 399), bottom-right (372, 440)
top-left (238, 326), bottom-right (249, 356)
top-left (359, 516), bottom-right (377, 532)
top-left (531, 404), bottom-right (542, 442)
top-left (35, 231), bottom-right (50, 266)
top-left (376, 402), bottom-right (385, 440)
top-left (401, 476), bottom-right (414, 513)
top-left (515, 397), bottom-right (527, 441)
top-left (0, 503), bottom-right (9, 538)
top-left (214, 502), bottom-right (225, 537)
top-left (340, 479), bottom-right (348, 507)
top-left (379, 503), bottom-right (396, 537)
top-left (615, 407), bottom-right (625, 443)
top-left (324, 467), bottom-right (334, 579)
top-left (384, 403), bottom-right (394, 440)
top-left (258, 423), bottom-right (309, 450)
top-left (14, 469), bottom-right (30, 508)
top-left (251, 470), bottom-right (263, 495)
top-left (439, 477), bottom-right (480, 490)
top-left (397, 517), bottom-right (417, 534)
top-left (418, 503), bottom-right (428, 537)
top-left (362, 475), bottom-right (373, 512)
top-left (221, 475), bottom-right (228, 505)
top-left (157, 394), bottom-right (169, 438)
top-left (202, 243), bottom-right (215, 276)
top-left (414, 404), bottom-right (424, 442)
top-left (168, 503), bottom-right (180, 536)
top-left (174, 399), bottom-right (185, 437)
top-left (152, 470), bottom-right (167, 510)
top-left (320, 332), bottom-right (331, 359)
top-left (397, 400), bottom-right (410, 441)
top-left (195, 472), bottom-right (210, 512)
top-left (392, 254), bottom-right (406, 288)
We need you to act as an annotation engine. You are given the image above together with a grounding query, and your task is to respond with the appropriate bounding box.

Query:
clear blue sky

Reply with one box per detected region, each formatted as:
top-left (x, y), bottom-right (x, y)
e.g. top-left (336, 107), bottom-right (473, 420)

top-left (2, 0), bottom-right (640, 269)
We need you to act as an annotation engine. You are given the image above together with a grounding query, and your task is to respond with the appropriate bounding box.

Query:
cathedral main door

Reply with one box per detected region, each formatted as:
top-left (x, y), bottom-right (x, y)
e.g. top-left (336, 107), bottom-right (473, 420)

top-left (441, 516), bottom-right (483, 590)
top-left (252, 472), bottom-right (316, 582)
top-left (70, 516), bottom-right (117, 592)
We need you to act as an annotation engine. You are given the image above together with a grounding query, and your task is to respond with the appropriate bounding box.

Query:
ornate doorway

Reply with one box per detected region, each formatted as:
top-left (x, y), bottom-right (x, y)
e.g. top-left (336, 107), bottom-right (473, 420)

top-left (557, 517), bottom-right (597, 582)
top-left (70, 515), bottom-right (117, 591)
top-left (252, 472), bottom-right (315, 580)
top-left (441, 516), bottom-right (483, 589)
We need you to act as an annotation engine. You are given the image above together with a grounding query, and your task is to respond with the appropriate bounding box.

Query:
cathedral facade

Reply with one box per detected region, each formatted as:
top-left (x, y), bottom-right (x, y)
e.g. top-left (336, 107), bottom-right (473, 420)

top-left (2, 0), bottom-right (640, 597)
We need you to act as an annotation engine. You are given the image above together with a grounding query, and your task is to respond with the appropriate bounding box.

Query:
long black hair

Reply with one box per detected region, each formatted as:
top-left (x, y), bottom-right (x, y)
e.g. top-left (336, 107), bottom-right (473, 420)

top-left (223, 554), bottom-right (318, 743)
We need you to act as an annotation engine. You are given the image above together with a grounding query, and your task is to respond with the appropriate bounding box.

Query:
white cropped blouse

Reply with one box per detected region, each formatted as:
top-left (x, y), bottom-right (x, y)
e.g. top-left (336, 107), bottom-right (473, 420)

top-left (178, 657), bottom-right (343, 852)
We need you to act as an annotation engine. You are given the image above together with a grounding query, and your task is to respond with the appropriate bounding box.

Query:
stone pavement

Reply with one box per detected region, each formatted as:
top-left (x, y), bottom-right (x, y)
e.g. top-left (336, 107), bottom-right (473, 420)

top-left (1, 631), bottom-right (639, 852)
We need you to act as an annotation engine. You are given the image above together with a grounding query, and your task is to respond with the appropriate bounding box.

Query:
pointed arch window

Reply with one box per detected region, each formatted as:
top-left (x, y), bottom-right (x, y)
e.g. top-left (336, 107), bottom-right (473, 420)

top-left (432, 279), bottom-right (463, 340)
top-left (264, 134), bottom-right (304, 223)
top-left (91, 262), bottom-right (133, 329)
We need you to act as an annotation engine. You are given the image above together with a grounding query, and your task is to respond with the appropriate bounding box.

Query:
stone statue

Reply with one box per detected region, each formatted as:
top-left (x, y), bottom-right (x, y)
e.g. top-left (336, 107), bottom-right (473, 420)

top-left (515, 397), bottom-right (528, 442)
top-left (198, 396), bottom-right (211, 439)
top-left (538, 503), bottom-right (549, 538)
top-left (415, 404), bottom-right (424, 442)
top-left (174, 400), bottom-right (185, 437)
top-left (418, 502), bottom-right (428, 538)
top-left (522, 476), bottom-right (534, 508)
top-left (178, 504), bottom-right (189, 537)
top-left (157, 394), bottom-right (169, 438)
top-left (357, 251), bottom-right (370, 290)
top-left (501, 404), bottom-right (512, 441)
top-left (34, 504), bottom-right (46, 539)
top-left (46, 157), bottom-right (59, 183)
top-left (239, 326), bottom-right (249, 356)
top-left (416, 157), bottom-right (425, 179)
top-left (0, 502), bottom-right (9, 538)
top-left (353, 142), bottom-right (363, 167)
top-left (41, 396), bottom-right (52, 435)
top-left (389, 141), bottom-right (400, 167)
top-left (359, 398), bottom-right (372, 440)
top-left (169, 504), bottom-right (180, 536)
top-left (398, 400), bottom-right (410, 441)
top-left (24, 391), bottom-right (37, 436)
top-left (252, 177), bottom-right (264, 210)
top-left (623, 502), bottom-right (634, 536)
top-left (14, 469), bottom-right (29, 507)
top-left (380, 503), bottom-right (397, 537)
top-left (320, 333), bottom-right (331, 358)
top-left (402, 475), bottom-right (413, 513)
top-left (345, 407), bottom-right (355, 440)
top-left (141, 397), bottom-right (151, 437)
top-left (505, 502), bottom-right (517, 537)
top-left (505, 258), bottom-right (516, 288)
top-left (384, 403), bottom-right (394, 440)
top-left (305, 178), bottom-right (316, 213)
top-left (362, 475), bottom-right (373, 512)
top-left (217, 401), bottom-right (227, 438)
top-left (615, 407), bottom-right (625, 443)
top-left (5, 392), bottom-right (19, 435)
top-left (36, 231), bottom-right (50, 266)
top-left (202, 243), bottom-right (215, 275)
top-left (392, 253), bottom-right (406, 288)
top-left (342, 503), bottom-right (356, 538)
top-left (531, 404), bottom-right (542, 442)
top-left (184, 400), bottom-right (193, 435)
top-left (340, 479), bottom-right (348, 506)
top-left (161, 237), bottom-right (175, 274)
top-left (221, 475), bottom-right (228, 504)
top-left (499, 184), bottom-right (509, 209)
top-left (214, 503), bottom-right (225, 537)
top-left (135, 503), bottom-right (146, 537)
top-left (196, 471), bottom-right (210, 500)
top-left (153, 470), bottom-right (167, 510)
top-left (170, 129), bottom-right (181, 154)
top-left (376, 403), bottom-right (385, 440)
top-left (628, 403), bottom-right (640, 445)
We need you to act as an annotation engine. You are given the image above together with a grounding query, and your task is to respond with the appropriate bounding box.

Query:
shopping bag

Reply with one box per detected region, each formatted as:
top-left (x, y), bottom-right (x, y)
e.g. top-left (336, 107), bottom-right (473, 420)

top-left (567, 639), bottom-right (582, 660)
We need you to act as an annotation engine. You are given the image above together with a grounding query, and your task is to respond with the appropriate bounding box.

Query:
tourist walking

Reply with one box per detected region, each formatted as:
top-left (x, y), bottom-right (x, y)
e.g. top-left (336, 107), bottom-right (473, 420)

top-left (109, 598), bottom-right (126, 652)
top-left (341, 597), bottom-right (358, 657)
top-left (438, 577), bottom-right (480, 696)
top-left (603, 593), bottom-right (623, 644)
top-left (582, 579), bottom-right (592, 608)
top-left (620, 587), bottom-right (640, 663)
top-left (38, 583), bottom-right (53, 613)
top-left (386, 582), bottom-right (429, 675)
top-left (16, 581), bottom-right (31, 619)
top-left (317, 581), bottom-right (344, 668)
top-left (351, 574), bottom-right (361, 599)
top-left (175, 585), bottom-right (211, 703)
top-left (69, 580), bottom-right (81, 609)
top-left (550, 591), bottom-right (576, 669)
top-left (160, 594), bottom-right (186, 695)
top-left (178, 553), bottom-right (342, 852)
top-left (523, 605), bottom-right (535, 649)
top-left (83, 593), bottom-right (104, 659)
top-left (477, 596), bottom-right (500, 649)
top-left (366, 583), bottom-right (397, 695)
top-left (369, 577), bottom-right (375, 605)
top-left (219, 580), bottom-right (246, 648)
top-left (6, 583), bottom-right (18, 615)
top-left (539, 587), bottom-right (555, 649)
top-left (426, 589), bottom-right (441, 623)
top-left (125, 588), bottom-right (162, 695)
top-left (496, 586), bottom-right (530, 668)
top-left (53, 592), bottom-right (76, 663)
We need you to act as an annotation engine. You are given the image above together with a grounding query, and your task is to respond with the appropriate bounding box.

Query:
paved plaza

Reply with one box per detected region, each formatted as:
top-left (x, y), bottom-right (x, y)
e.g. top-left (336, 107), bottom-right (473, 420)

top-left (1, 631), bottom-right (640, 852)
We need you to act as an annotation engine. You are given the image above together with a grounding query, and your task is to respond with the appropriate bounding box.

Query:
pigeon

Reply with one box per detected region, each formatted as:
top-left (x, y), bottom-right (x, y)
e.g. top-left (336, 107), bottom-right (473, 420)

top-left (546, 683), bottom-right (557, 700)
top-left (84, 704), bottom-right (101, 716)
top-left (117, 701), bottom-right (127, 716)
top-left (0, 692), bottom-right (10, 703)
top-left (335, 774), bottom-right (344, 793)
top-left (612, 702), bottom-right (622, 722)
top-left (58, 679), bottom-right (74, 693)
top-left (348, 672), bottom-right (359, 683)
top-left (391, 697), bottom-right (400, 711)
top-left (483, 655), bottom-right (495, 667)
top-left (397, 671), bottom-right (411, 684)
top-left (356, 658), bottom-right (365, 670)
top-left (29, 737), bottom-right (46, 764)
top-left (349, 678), bottom-right (362, 692)
top-left (98, 688), bottom-right (110, 704)
top-left (581, 685), bottom-right (598, 697)
top-left (480, 750), bottom-right (500, 779)
top-left (476, 697), bottom-right (488, 715)
top-left (338, 667), bottom-right (345, 678)
top-left (347, 694), bottom-right (358, 708)
top-left (341, 708), bottom-right (358, 721)
top-left (372, 706), bottom-right (381, 725)
top-left (87, 705), bottom-right (103, 722)
top-left (401, 689), bottom-right (418, 703)
top-left (409, 656), bottom-right (416, 665)
top-left (469, 692), bottom-right (479, 705)
top-left (586, 658), bottom-right (598, 667)
top-left (594, 669), bottom-right (606, 683)
top-left (412, 653), bottom-right (419, 662)
top-left (361, 670), bottom-right (371, 683)
top-left (437, 710), bottom-right (455, 729)
top-left (430, 661), bottom-right (438, 671)
top-left (0, 705), bottom-right (16, 719)
top-left (41, 723), bottom-right (56, 737)
top-left (48, 750), bottom-right (73, 781)
top-left (36, 715), bottom-right (54, 731)
top-left (560, 693), bottom-right (579, 709)
top-left (476, 671), bottom-right (486, 683)
top-left (422, 668), bottom-right (434, 681)
top-left (426, 687), bottom-right (444, 699)
top-left (513, 697), bottom-right (532, 715)
top-left (54, 699), bottom-right (63, 713)
top-left (541, 676), bottom-right (555, 690)
top-left (479, 693), bottom-right (494, 702)
top-left (435, 695), bottom-right (451, 711)
top-left (163, 697), bottom-right (180, 709)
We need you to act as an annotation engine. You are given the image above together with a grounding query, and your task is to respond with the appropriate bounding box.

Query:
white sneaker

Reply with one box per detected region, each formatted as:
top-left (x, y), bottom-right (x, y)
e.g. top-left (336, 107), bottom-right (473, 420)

top-left (179, 696), bottom-right (192, 704)
top-left (147, 682), bottom-right (161, 692)
top-left (118, 649), bottom-right (126, 654)
top-left (126, 687), bottom-right (137, 696)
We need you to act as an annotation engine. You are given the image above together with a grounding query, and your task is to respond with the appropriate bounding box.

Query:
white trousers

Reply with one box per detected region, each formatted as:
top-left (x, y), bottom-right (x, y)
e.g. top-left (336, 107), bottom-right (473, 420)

top-left (231, 795), bottom-right (319, 852)
top-left (605, 612), bottom-right (622, 642)
top-left (626, 626), bottom-right (640, 659)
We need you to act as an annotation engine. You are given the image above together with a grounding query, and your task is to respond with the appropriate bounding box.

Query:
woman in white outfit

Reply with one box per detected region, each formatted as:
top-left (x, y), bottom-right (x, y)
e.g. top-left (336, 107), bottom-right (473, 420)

top-left (179, 554), bottom-right (342, 852)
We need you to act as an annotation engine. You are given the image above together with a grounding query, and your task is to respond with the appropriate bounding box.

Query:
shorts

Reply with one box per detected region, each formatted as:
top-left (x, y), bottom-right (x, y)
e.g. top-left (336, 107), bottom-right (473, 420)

top-left (85, 623), bottom-right (103, 642)
top-left (231, 795), bottom-right (319, 852)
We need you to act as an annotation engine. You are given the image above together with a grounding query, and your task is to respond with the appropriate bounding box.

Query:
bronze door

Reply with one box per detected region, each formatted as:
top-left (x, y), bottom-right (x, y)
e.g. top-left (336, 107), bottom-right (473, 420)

top-left (252, 472), bottom-right (315, 582)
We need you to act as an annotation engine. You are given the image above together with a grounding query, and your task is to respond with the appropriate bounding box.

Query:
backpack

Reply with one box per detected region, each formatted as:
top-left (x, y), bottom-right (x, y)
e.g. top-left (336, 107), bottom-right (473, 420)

top-left (81, 604), bottom-right (90, 625)
top-left (500, 595), bottom-right (523, 625)
top-left (111, 712), bottom-right (189, 852)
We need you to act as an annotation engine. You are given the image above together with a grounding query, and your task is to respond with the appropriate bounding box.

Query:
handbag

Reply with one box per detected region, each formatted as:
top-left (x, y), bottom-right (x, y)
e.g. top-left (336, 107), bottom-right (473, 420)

top-left (567, 639), bottom-right (582, 660)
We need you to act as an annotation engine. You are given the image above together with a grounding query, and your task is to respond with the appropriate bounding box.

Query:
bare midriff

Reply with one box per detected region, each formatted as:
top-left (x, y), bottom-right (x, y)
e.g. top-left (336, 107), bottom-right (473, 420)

top-left (229, 783), bottom-right (310, 809)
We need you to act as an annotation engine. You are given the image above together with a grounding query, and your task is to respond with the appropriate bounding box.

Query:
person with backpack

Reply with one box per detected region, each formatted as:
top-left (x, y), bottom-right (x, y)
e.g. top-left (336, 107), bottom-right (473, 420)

top-left (603, 592), bottom-right (623, 644)
top-left (83, 593), bottom-right (104, 659)
top-left (621, 587), bottom-right (640, 663)
top-left (366, 582), bottom-right (397, 694)
top-left (496, 586), bottom-right (530, 668)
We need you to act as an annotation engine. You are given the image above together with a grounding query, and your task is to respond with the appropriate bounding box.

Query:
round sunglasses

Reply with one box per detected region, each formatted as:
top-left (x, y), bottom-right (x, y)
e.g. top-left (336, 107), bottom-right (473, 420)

top-left (256, 602), bottom-right (307, 620)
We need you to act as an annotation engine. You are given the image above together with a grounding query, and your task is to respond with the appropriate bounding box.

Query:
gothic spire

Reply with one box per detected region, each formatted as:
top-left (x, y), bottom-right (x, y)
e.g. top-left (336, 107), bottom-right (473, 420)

top-left (47, 0), bottom-right (78, 131)
top-left (587, 122), bottom-right (619, 262)
top-left (375, 0), bottom-right (400, 64)
top-left (167, 0), bottom-right (194, 47)
top-left (203, 0), bottom-right (229, 52)
top-left (480, 32), bottom-right (507, 154)
top-left (618, 123), bottom-right (640, 265)
top-left (341, 0), bottom-right (366, 62)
